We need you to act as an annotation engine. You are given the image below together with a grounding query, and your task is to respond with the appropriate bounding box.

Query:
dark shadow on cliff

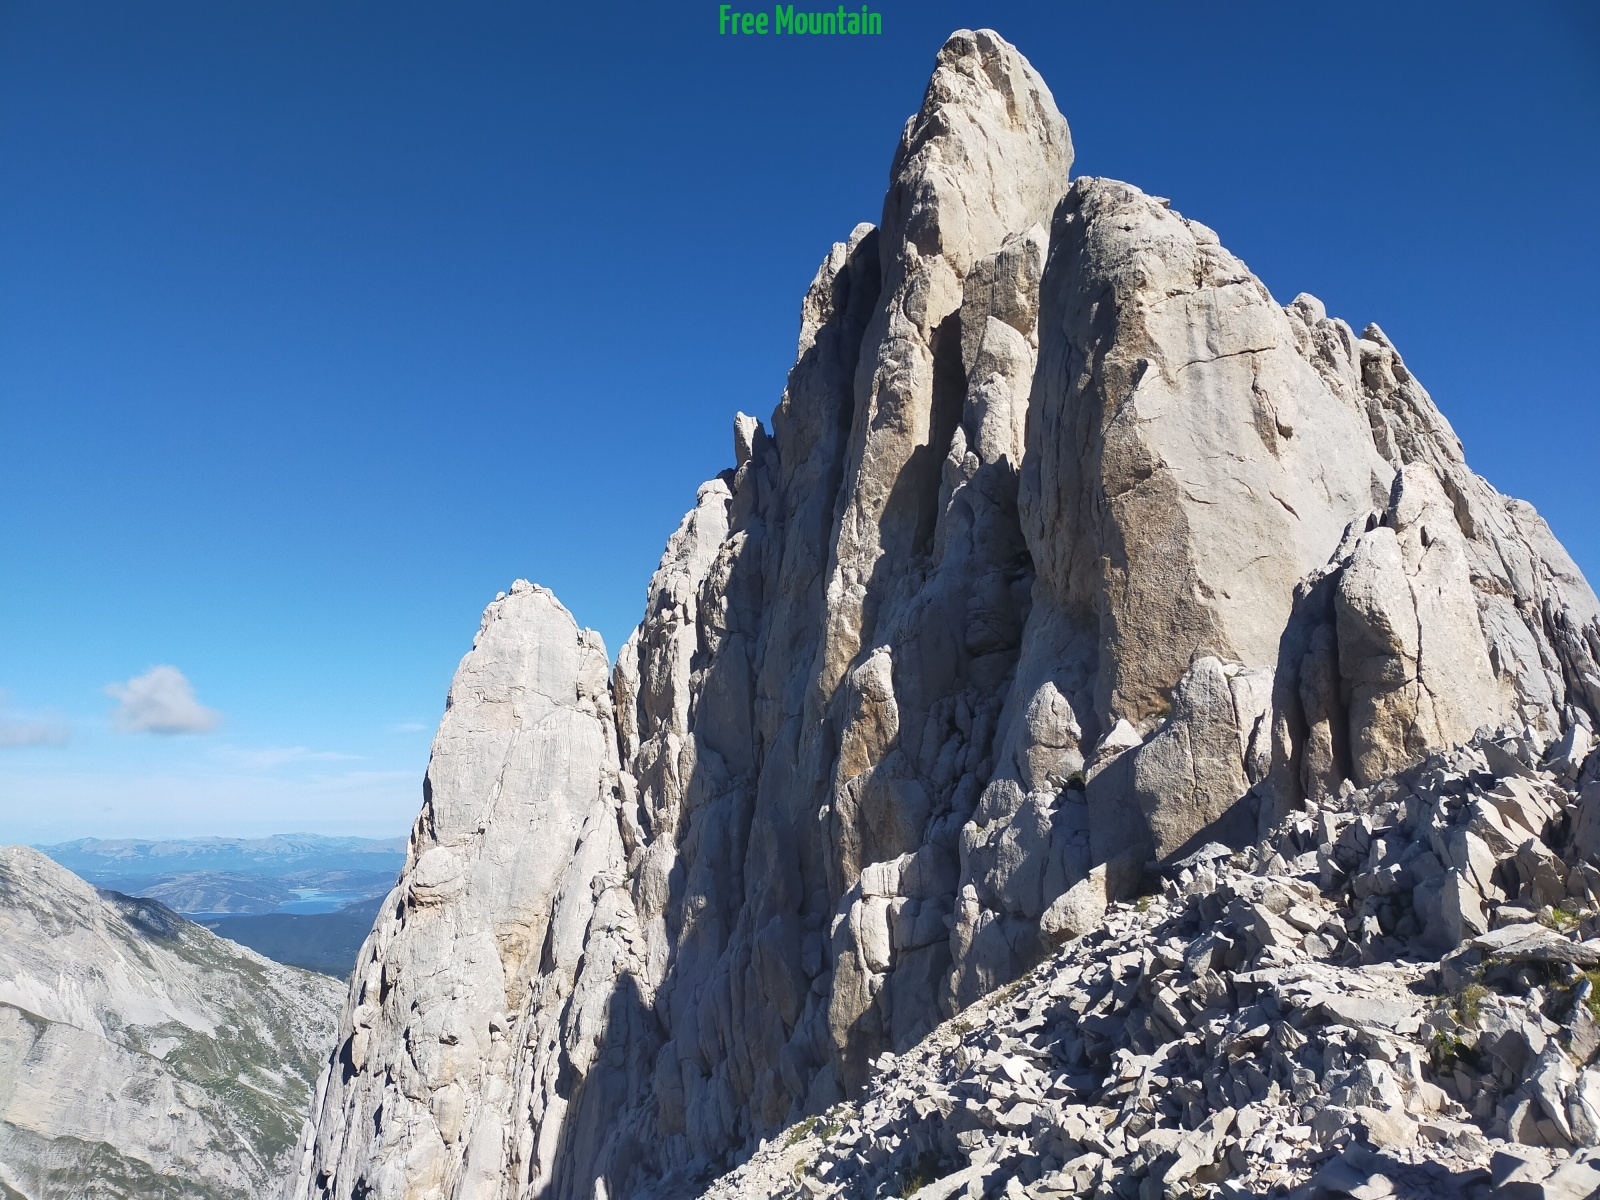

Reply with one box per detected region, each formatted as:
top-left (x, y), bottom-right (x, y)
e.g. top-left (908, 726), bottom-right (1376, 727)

top-left (543, 237), bottom-right (886, 1194)
top-left (546, 971), bottom-right (659, 1200)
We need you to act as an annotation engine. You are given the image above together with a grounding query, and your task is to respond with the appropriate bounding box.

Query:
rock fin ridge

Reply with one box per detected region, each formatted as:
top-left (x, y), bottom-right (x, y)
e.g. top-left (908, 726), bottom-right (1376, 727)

top-left (288, 27), bottom-right (1600, 1200)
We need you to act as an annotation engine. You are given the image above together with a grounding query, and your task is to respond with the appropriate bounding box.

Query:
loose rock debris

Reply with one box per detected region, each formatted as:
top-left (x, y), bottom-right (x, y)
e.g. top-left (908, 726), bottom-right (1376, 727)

top-left (706, 725), bottom-right (1600, 1199)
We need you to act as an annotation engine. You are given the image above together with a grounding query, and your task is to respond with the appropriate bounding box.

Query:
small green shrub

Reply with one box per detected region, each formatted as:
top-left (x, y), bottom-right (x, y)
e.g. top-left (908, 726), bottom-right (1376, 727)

top-left (992, 979), bottom-right (1023, 1006)
top-left (1563, 969), bottom-right (1600, 1022)
top-left (784, 1115), bottom-right (817, 1148)
top-left (1429, 1028), bottom-right (1478, 1073)
top-left (898, 1152), bottom-right (942, 1197)
top-left (1549, 903), bottom-right (1585, 931)
top-left (1454, 982), bottom-right (1490, 1027)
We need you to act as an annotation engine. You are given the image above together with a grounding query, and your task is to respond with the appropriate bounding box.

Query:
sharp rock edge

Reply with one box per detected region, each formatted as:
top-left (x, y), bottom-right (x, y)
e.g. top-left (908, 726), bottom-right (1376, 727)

top-left (287, 28), bottom-right (1600, 1200)
top-left (0, 845), bottom-right (344, 1200)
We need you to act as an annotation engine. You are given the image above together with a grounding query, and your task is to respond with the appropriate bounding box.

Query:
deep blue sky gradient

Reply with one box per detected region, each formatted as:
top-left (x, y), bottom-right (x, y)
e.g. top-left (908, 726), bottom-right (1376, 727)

top-left (2, 1), bottom-right (1596, 840)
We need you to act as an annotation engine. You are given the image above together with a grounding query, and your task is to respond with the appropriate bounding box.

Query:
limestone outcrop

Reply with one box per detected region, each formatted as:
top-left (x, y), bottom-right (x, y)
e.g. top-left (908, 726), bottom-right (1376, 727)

top-left (287, 27), bottom-right (1600, 1200)
top-left (287, 581), bottom-right (620, 1200)
top-left (0, 845), bottom-right (342, 1199)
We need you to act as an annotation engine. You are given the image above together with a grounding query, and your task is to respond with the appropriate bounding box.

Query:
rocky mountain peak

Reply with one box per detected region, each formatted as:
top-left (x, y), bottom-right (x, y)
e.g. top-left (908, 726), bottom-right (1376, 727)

top-left (288, 28), bottom-right (1600, 1200)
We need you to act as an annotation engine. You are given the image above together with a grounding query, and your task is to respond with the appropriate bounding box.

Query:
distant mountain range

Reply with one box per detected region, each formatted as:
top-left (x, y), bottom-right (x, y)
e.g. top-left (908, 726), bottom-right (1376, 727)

top-left (30, 833), bottom-right (407, 977)
top-left (80, 866), bottom-right (400, 914)
top-left (38, 832), bottom-right (408, 878)
top-left (36, 832), bottom-right (405, 913)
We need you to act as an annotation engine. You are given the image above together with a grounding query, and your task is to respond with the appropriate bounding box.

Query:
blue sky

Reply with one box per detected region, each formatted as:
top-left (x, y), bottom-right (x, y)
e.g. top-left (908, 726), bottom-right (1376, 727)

top-left (1, 1), bottom-right (1595, 843)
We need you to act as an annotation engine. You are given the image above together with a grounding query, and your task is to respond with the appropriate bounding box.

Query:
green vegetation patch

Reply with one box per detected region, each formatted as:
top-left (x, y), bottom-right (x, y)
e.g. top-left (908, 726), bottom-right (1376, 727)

top-left (898, 1151), bottom-right (944, 1196)
top-left (1453, 982), bottom-right (1491, 1027)
top-left (1545, 903), bottom-right (1586, 932)
top-left (1428, 1028), bottom-right (1479, 1074)
top-left (784, 1115), bottom-right (817, 1148)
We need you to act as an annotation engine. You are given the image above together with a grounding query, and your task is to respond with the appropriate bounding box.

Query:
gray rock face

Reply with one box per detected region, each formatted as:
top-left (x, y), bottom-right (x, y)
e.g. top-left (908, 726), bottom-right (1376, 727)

top-left (0, 845), bottom-right (342, 1200)
top-left (288, 26), bottom-right (1600, 1200)
top-left (286, 581), bottom-right (619, 1200)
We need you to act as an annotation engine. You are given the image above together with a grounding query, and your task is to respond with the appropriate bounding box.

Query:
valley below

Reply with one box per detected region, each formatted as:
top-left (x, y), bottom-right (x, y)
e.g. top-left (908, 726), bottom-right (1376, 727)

top-left (30, 834), bottom-right (406, 979)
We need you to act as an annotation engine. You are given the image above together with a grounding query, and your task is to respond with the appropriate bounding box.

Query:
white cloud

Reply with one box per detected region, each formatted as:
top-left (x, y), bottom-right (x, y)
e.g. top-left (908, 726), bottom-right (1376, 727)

top-left (0, 701), bottom-right (69, 747)
top-left (105, 666), bottom-right (221, 735)
top-left (215, 745), bottom-right (361, 771)
top-left (393, 722), bottom-right (429, 734)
